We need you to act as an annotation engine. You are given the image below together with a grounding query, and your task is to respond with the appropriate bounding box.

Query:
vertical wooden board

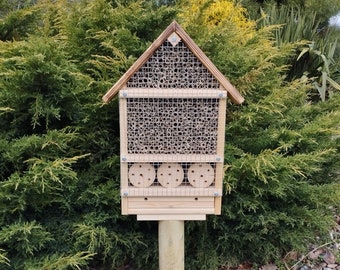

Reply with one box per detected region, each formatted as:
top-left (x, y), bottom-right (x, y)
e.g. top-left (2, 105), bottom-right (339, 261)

top-left (214, 96), bottom-right (226, 215)
top-left (119, 94), bottom-right (128, 157)
top-left (121, 163), bottom-right (129, 189)
top-left (214, 163), bottom-right (223, 214)
top-left (215, 163), bottom-right (223, 190)
top-left (120, 92), bottom-right (129, 215)
top-left (121, 163), bottom-right (129, 215)
top-left (214, 197), bottom-right (222, 215)
top-left (121, 197), bottom-right (128, 215)
top-left (216, 97), bottom-right (227, 158)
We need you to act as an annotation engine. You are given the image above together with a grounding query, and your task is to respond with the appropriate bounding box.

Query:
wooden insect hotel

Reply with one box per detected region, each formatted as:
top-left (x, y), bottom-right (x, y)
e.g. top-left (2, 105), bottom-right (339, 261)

top-left (103, 21), bottom-right (244, 221)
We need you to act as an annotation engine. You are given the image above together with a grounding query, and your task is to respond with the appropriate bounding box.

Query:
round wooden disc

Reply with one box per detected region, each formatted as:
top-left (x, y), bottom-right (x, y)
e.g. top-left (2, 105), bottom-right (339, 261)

top-left (128, 163), bottom-right (155, 188)
top-left (157, 163), bottom-right (184, 188)
top-left (187, 163), bottom-right (214, 188)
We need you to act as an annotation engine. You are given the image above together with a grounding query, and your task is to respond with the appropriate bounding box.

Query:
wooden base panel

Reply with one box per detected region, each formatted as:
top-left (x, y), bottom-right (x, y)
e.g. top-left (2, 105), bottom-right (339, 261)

top-left (138, 214), bottom-right (206, 221)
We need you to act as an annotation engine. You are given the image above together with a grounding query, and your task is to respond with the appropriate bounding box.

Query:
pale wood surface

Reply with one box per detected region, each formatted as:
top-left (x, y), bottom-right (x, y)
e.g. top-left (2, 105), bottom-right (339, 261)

top-left (214, 197), bottom-right (222, 215)
top-left (157, 163), bottom-right (184, 188)
top-left (119, 98), bottom-right (128, 156)
top-left (121, 187), bottom-right (222, 197)
top-left (128, 208), bottom-right (215, 215)
top-left (126, 196), bottom-right (215, 215)
top-left (121, 154), bottom-right (223, 163)
top-left (187, 163), bottom-right (215, 188)
top-left (121, 163), bottom-right (129, 214)
top-left (119, 88), bottom-right (227, 98)
top-left (159, 220), bottom-right (184, 270)
top-left (128, 163), bottom-right (155, 188)
top-left (217, 97), bottom-right (227, 158)
top-left (214, 163), bottom-right (223, 215)
top-left (137, 214), bottom-right (206, 220)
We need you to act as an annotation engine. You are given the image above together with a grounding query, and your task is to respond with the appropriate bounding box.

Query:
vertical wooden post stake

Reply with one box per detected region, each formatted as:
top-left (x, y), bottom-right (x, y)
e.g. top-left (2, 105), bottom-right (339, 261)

top-left (159, 220), bottom-right (184, 270)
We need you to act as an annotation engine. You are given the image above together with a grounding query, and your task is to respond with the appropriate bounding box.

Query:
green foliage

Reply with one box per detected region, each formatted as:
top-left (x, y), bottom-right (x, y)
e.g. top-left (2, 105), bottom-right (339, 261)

top-left (0, 35), bottom-right (92, 135)
top-left (0, 248), bottom-right (10, 266)
top-left (257, 4), bottom-right (340, 101)
top-left (26, 251), bottom-right (95, 270)
top-left (0, 2), bottom-right (41, 41)
top-left (0, 0), bottom-right (177, 268)
top-left (0, 0), bottom-right (339, 268)
top-left (53, 0), bottom-right (176, 79)
top-left (177, 1), bottom-right (340, 267)
top-left (246, 0), bottom-right (340, 25)
top-left (0, 221), bottom-right (53, 257)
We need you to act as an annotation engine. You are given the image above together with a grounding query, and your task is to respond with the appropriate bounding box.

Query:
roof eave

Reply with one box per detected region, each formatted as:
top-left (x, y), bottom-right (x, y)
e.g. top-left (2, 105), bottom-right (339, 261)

top-left (102, 21), bottom-right (244, 104)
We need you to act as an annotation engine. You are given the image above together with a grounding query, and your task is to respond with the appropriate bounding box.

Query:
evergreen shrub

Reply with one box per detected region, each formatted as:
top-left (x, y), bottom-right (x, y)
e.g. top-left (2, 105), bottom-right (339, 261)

top-left (0, 0), bottom-right (339, 269)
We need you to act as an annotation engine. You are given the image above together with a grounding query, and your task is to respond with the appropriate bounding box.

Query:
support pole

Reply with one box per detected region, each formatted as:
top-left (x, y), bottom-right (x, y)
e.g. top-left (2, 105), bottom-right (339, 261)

top-left (158, 220), bottom-right (184, 270)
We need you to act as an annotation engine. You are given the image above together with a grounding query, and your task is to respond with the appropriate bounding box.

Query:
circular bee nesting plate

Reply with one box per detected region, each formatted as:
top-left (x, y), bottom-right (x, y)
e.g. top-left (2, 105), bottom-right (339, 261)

top-left (157, 163), bottom-right (184, 188)
top-left (188, 163), bottom-right (214, 188)
top-left (129, 163), bottom-right (155, 188)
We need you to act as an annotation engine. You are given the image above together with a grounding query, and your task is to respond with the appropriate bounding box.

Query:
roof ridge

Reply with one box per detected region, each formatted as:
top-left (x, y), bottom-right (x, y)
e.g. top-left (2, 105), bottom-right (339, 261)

top-left (102, 20), bottom-right (244, 104)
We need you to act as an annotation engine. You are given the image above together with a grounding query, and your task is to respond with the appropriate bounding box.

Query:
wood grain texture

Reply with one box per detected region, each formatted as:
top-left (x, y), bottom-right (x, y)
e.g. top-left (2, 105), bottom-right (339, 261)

top-left (137, 214), bottom-right (206, 221)
top-left (159, 220), bottom-right (184, 270)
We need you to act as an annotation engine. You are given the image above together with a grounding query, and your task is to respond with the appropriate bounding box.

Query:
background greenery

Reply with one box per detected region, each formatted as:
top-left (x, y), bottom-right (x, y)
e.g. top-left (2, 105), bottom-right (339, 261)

top-left (0, 0), bottom-right (339, 269)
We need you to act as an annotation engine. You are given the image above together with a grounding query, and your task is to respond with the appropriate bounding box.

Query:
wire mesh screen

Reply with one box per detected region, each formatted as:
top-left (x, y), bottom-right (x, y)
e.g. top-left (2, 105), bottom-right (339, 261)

top-left (127, 40), bottom-right (220, 89)
top-left (126, 98), bottom-right (219, 155)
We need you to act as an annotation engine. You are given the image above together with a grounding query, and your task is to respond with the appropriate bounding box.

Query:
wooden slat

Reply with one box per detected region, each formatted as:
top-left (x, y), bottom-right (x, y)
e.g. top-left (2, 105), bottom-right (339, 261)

top-left (214, 197), bottom-right (222, 215)
top-left (127, 197), bottom-right (215, 215)
top-left (214, 164), bottom-right (224, 191)
top-left (128, 207), bottom-right (215, 215)
top-left (128, 208), bottom-right (215, 215)
top-left (128, 196), bottom-right (214, 209)
top-left (120, 163), bottom-right (129, 215)
top-left (121, 187), bottom-right (222, 197)
top-left (137, 214), bottom-right (206, 221)
top-left (119, 98), bottom-right (128, 157)
top-left (216, 97), bottom-right (227, 158)
top-left (121, 198), bottom-right (128, 215)
top-left (121, 154), bottom-right (222, 163)
top-left (119, 88), bottom-right (227, 99)
top-left (214, 163), bottom-right (223, 215)
top-left (214, 92), bottom-right (226, 215)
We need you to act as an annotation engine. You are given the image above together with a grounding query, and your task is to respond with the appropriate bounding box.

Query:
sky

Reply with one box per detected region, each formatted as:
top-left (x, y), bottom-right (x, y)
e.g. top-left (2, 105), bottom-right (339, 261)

top-left (329, 13), bottom-right (340, 27)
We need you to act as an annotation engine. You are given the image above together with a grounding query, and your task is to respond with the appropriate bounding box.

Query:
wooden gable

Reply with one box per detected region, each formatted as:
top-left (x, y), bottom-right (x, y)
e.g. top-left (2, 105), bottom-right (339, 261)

top-left (102, 21), bottom-right (244, 104)
top-left (103, 21), bottom-right (244, 221)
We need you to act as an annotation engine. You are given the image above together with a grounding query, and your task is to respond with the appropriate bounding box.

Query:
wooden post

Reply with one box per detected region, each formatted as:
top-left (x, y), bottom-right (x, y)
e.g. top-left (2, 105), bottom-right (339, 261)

top-left (159, 220), bottom-right (184, 270)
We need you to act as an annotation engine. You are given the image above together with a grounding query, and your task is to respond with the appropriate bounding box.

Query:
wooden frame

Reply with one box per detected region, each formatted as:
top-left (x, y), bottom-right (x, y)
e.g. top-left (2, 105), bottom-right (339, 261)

top-left (119, 89), bottom-right (226, 219)
top-left (103, 21), bottom-right (244, 221)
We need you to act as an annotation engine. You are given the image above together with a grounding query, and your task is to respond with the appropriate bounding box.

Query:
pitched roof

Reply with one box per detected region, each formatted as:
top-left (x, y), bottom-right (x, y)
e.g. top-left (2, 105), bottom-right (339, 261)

top-left (102, 21), bottom-right (244, 104)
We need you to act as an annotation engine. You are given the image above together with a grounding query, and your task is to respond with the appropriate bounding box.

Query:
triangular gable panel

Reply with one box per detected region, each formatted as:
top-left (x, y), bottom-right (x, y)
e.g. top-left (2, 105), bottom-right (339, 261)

top-left (102, 21), bottom-right (244, 104)
top-left (126, 34), bottom-right (220, 89)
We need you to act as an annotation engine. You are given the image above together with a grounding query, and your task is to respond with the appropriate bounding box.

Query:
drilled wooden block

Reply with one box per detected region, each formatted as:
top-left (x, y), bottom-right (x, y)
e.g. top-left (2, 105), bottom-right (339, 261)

top-left (128, 163), bottom-right (155, 188)
top-left (188, 163), bottom-right (215, 188)
top-left (157, 163), bottom-right (184, 188)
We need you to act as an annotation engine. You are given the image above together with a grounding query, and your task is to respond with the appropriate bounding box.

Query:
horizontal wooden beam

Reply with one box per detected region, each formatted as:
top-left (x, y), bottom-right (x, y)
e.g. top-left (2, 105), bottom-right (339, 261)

top-left (121, 154), bottom-right (223, 163)
top-left (138, 214), bottom-right (206, 220)
top-left (119, 88), bottom-right (227, 99)
top-left (121, 187), bottom-right (222, 197)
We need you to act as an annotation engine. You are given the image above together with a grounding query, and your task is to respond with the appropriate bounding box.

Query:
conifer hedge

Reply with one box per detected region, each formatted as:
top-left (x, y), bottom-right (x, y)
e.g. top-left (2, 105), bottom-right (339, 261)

top-left (0, 0), bottom-right (339, 269)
